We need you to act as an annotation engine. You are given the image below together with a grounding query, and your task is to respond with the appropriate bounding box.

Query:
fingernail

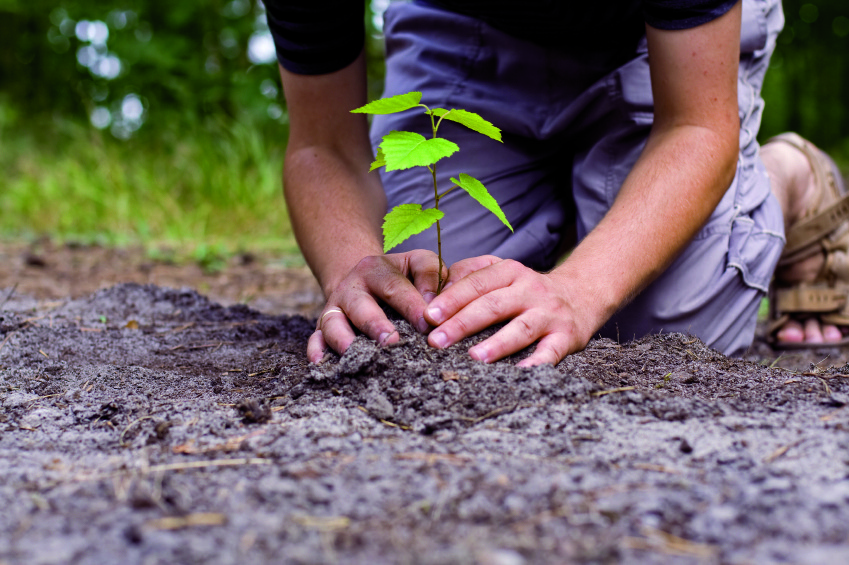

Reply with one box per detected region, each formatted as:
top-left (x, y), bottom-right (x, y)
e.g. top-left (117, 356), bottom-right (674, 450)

top-left (427, 306), bottom-right (444, 324)
top-left (423, 291), bottom-right (437, 304)
top-left (430, 331), bottom-right (449, 349)
top-left (416, 317), bottom-right (429, 333)
top-left (378, 332), bottom-right (392, 346)
top-left (470, 346), bottom-right (490, 364)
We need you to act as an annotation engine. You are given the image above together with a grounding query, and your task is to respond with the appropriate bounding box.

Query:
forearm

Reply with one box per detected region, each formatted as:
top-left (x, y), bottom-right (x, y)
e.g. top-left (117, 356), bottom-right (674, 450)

top-left (284, 146), bottom-right (386, 295)
top-left (550, 124), bottom-right (738, 332)
top-left (277, 48), bottom-right (442, 361)
top-left (279, 52), bottom-right (386, 296)
top-left (549, 4), bottom-right (742, 336)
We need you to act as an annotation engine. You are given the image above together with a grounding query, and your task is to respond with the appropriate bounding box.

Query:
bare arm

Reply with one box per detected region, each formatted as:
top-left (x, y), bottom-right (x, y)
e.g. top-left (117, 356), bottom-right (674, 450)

top-left (280, 52), bottom-right (384, 293)
top-left (424, 1), bottom-right (743, 365)
top-left (280, 52), bottom-right (442, 361)
top-left (550, 0), bottom-right (742, 327)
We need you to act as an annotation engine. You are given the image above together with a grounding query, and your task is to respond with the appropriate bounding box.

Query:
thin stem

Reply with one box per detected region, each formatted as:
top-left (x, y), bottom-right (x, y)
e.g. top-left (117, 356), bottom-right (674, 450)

top-left (433, 162), bottom-right (444, 294)
top-left (426, 106), bottom-right (447, 293)
top-left (420, 104), bottom-right (435, 134)
top-left (437, 184), bottom-right (459, 200)
top-left (434, 108), bottom-right (452, 134)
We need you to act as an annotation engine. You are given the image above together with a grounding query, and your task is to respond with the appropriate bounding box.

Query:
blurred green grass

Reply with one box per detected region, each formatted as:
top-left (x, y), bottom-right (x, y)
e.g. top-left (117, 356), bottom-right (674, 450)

top-left (0, 101), bottom-right (300, 261)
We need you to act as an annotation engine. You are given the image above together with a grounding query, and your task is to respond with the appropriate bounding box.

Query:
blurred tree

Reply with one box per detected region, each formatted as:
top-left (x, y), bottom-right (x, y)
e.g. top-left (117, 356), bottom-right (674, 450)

top-left (760, 0), bottom-right (849, 153)
top-left (0, 0), bottom-right (286, 137)
top-left (1, 0), bottom-right (844, 153)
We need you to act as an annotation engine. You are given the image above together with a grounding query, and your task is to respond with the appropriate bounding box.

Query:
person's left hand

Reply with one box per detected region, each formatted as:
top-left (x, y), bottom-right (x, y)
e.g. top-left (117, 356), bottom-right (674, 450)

top-left (424, 256), bottom-right (598, 367)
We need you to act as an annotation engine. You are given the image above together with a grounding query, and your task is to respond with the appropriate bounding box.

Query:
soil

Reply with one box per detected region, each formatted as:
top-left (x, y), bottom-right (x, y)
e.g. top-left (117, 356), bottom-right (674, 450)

top-left (2, 241), bottom-right (849, 565)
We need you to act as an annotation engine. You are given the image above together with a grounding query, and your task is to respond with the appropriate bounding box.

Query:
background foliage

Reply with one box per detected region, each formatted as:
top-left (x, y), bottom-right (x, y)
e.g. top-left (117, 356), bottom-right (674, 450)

top-left (760, 0), bottom-right (849, 155)
top-left (0, 0), bottom-right (846, 252)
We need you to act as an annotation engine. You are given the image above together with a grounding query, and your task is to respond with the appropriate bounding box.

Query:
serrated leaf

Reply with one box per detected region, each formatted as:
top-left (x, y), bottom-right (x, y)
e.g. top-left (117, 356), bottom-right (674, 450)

top-left (450, 174), bottom-right (513, 232)
top-left (432, 108), bottom-right (502, 142)
top-left (369, 147), bottom-right (386, 172)
top-left (382, 204), bottom-right (444, 253)
top-left (379, 131), bottom-right (459, 171)
top-left (351, 92), bottom-right (423, 115)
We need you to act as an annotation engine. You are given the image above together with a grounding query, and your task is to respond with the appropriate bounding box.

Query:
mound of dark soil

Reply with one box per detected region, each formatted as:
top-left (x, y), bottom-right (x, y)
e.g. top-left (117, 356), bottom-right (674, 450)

top-left (2, 283), bottom-right (849, 564)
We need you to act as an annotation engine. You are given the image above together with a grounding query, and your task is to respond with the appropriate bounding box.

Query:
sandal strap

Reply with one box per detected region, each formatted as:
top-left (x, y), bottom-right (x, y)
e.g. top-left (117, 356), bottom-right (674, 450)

top-left (769, 132), bottom-right (848, 260)
top-left (781, 192), bottom-right (849, 262)
top-left (774, 284), bottom-right (847, 314)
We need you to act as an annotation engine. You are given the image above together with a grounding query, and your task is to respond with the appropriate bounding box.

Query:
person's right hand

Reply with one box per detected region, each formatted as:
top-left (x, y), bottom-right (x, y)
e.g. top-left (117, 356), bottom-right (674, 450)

top-left (308, 249), bottom-right (445, 363)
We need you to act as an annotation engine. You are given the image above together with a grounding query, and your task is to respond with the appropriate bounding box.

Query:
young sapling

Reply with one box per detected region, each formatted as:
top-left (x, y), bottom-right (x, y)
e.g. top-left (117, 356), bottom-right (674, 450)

top-left (351, 91), bottom-right (513, 293)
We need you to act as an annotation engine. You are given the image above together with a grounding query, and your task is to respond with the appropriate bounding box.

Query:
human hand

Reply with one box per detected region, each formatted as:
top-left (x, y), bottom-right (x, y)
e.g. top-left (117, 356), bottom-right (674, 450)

top-left (308, 250), bottom-right (444, 363)
top-left (424, 256), bottom-right (599, 367)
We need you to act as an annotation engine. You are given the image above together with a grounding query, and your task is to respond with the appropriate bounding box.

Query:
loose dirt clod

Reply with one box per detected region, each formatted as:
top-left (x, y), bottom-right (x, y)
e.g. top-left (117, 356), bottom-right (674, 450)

top-left (236, 398), bottom-right (272, 424)
top-left (2, 282), bottom-right (849, 564)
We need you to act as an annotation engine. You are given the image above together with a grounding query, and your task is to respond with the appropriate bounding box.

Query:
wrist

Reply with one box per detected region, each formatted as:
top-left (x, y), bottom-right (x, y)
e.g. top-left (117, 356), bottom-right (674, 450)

top-left (548, 261), bottom-right (622, 336)
top-left (316, 245), bottom-right (385, 298)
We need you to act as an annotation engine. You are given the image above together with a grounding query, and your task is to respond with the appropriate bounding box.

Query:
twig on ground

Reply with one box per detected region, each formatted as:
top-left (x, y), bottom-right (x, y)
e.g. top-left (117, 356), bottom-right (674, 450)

top-left (817, 377), bottom-right (833, 397)
top-left (632, 463), bottom-right (681, 474)
top-left (0, 283), bottom-right (18, 310)
top-left (764, 439), bottom-right (804, 463)
top-left (292, 515), bottom-right (350, 532)
top-left (169, 341), bottom-right (234, 351)
top-left (623, 526), bottom-right (718, 558)
top-left (163, 322), bottom-right (195, 333)
top-left (0, 332), bottom-right (15, 355)
top-left (144, 513), bottom-right (227, 530)
top-left (591, 386), bottom-right (636, 397)
top-left (26, 393), bottom-right (64, 403)
top-left (172, 429), bottom-right (266, 454)
top-left (453, 403), bottom-right (520, 424)
top-left (820, 407), bottom-right (846, 421)
top-left (769, 354), bottom-right (785, 368)
top-left (119, 416), bottom-right (156, 447)
top-left (395, 452), bottom-right (471, 465)
top-left (73, 457), bottom-right (273, 485)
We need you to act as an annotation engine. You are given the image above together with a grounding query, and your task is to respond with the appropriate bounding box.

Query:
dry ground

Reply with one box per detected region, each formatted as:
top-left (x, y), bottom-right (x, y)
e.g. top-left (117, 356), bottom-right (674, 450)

top-left (2, 240), bottom-right (849, 564)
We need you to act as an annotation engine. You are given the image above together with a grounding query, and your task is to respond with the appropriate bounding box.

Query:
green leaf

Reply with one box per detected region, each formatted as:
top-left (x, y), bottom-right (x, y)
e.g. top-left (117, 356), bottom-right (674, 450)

top-left (369, 147), bottom-right (386, 172)
top-left (450, 174), bottom-right (513, 232)
top-left (351, 92), bottom-right (423, 115)
top-left (432, 108), bottom-right (502, 142)
top-left (379, 131), bottom-right (459, 171)
top-left (382, 204), bottom-right (444, 253)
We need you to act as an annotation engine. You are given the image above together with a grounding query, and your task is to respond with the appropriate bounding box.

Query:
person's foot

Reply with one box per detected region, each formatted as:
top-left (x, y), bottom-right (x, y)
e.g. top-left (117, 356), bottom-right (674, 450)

top-left (762, 134), bottom-right (847, 346)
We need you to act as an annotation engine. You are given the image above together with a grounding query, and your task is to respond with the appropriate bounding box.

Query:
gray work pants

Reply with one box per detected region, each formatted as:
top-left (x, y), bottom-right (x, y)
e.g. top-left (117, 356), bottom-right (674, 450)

top-left (373, 0), bottom-right (786, 356)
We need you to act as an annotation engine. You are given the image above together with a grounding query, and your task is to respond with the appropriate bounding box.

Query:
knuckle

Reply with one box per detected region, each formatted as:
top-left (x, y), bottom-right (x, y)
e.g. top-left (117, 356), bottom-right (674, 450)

top-left (479, 293), bottom-right (503, 317)
top-left (380, 276), bottom-right (412, 302)
top-left (527, 278), bottom-right (548, 295)
top-left (547, 339), bottom-right (570, 364)
top-left (410, 248), bottom-right (435, 263)
top-left (398, 253), bottom-right (412, 274)
top-left (501, 259), bottom-right (523, 276)
top-left (450, 315), bottom-right (472, 337)
top-left (358, 318), bottom-right (383, 340)
top-left (468, 274), bottom-right (491, 297)
top-left (515, 316), bottom-right (537, 341)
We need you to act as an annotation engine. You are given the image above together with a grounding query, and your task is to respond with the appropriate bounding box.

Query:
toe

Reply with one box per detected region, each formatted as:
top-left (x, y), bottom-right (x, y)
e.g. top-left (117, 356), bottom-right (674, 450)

top-left (775, 319), bottom-right (805, 344)
top-left (803, 318), bottom-right (825, 344)
top-left (822, 323), bottom-right (843, 343)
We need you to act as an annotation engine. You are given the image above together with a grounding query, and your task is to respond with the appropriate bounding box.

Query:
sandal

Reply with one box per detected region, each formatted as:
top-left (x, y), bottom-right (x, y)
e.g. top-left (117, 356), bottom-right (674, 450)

top-left (767, 133), bottom-right (849, 349)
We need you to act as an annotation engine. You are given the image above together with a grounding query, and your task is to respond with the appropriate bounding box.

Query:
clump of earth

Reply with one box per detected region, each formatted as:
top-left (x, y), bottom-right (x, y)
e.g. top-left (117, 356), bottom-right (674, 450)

top-left (2, 277), bottom-right (849, 565)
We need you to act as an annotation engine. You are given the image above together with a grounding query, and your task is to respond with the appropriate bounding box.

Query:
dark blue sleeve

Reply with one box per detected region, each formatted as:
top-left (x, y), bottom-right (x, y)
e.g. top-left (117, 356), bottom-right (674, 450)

top-left (265, 0), bottom-right (365, 75)
top-left (643, 0), bottom-right (739, 30)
